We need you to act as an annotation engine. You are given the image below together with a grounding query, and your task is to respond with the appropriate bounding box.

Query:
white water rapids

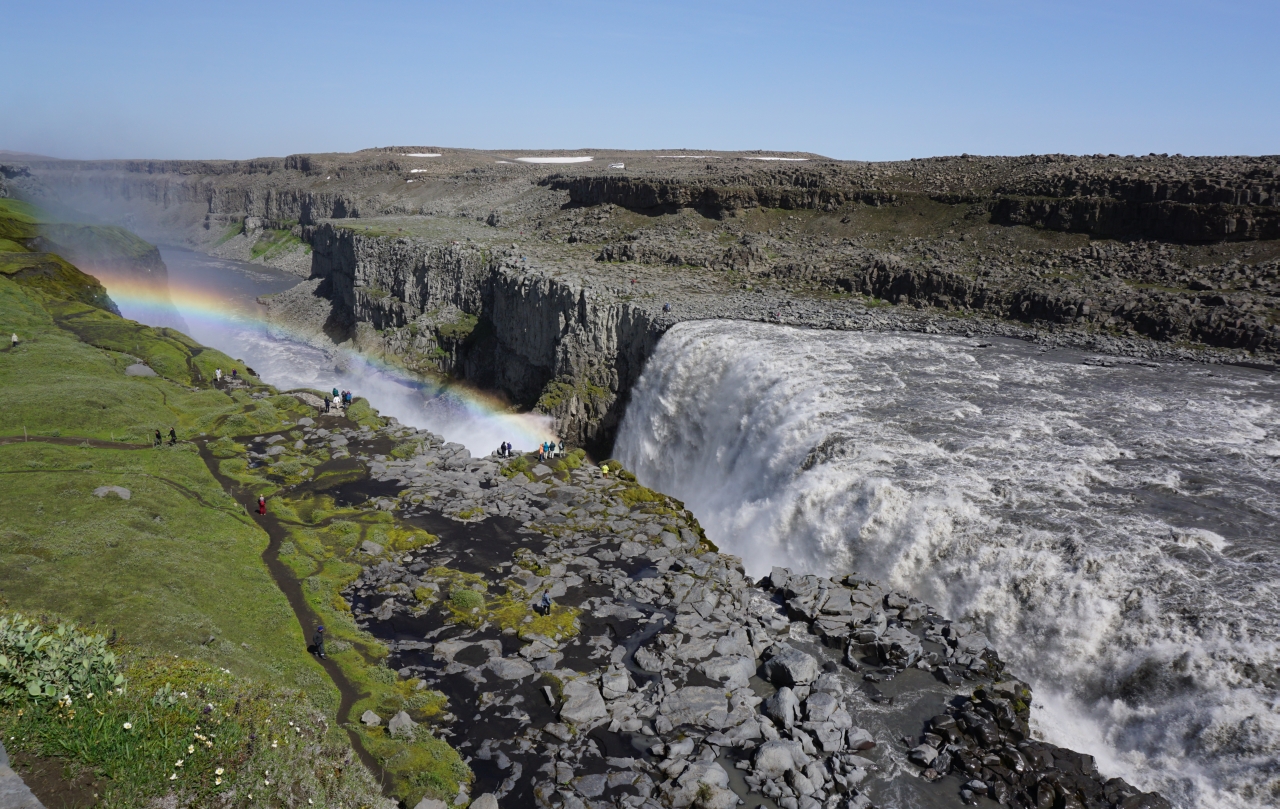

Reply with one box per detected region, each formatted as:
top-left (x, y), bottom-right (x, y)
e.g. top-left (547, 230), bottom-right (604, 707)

top-left (614, 320), bottom-right (1280, 809)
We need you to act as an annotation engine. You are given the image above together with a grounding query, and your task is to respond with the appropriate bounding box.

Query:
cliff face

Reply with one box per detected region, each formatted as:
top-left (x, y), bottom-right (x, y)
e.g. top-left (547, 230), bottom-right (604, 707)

top-left (304, 224), bottom-right (664, 452)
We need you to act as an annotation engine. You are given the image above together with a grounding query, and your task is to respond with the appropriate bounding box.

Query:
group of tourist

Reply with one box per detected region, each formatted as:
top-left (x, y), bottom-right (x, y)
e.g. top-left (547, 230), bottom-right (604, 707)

top-left (537, 439), bottom-right (565, 461)
top-left (153, 427), bottom-right (177, 447)
top-left (326, 387), bottom-right (354, 413)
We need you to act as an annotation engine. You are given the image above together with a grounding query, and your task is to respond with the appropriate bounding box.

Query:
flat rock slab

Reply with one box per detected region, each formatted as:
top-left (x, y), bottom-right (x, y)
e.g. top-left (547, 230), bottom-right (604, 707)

top-left (560, 679), bottom-right (608, 725)
top-left (489, 657), bottom-right (535, 680)
top-left (124, 363), bottom-right (157, 377)
top-left (93, 485), bottom-right (131, 500)
top-left (661, 686), bottom-right (729, 728)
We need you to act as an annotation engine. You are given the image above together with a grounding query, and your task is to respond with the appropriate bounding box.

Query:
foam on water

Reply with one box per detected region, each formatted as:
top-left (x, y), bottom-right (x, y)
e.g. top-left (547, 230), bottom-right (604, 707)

top-left (615, 320), bottom-right (1280, 809)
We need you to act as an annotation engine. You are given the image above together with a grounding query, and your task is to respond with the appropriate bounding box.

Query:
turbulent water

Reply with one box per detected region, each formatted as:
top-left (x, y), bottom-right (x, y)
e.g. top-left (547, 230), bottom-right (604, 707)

top-left (615, 320), bottom-right (1280, 809)
top-left (105, 248), bottom-right (551, 453)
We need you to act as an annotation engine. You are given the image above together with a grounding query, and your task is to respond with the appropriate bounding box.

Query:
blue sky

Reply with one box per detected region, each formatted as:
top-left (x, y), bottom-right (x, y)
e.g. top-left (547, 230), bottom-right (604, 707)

top-left (4, 0), bottom-right (1276, 161)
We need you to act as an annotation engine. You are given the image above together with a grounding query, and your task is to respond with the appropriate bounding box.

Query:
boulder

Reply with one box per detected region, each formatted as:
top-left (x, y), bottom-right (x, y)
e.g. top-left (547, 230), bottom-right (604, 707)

top-left (93, 485), bottom-right (131, 500)
top-left (764, 686), bottom-right (800, 729)
top-left (601, 669), bottom-right (631, 700)
top-left (489, 657), bottom-right (535, 680)
top-left (388, 710), bottom-right (417, 738)
top-left (753, 740), bottom-right (798, 778)
top-left (470, 794), bottom-right (499, 809)
top-left (560, 679), bottom-right (608, 725)
top-left (660, 686), bottom-right (729, 728)
top-left (361, 710), bottom-right (382, 727)
top-left (763, 644), bottom-right (821, 687)
top-left (412, 799), bottom-right (447, 809)
top-left (698, 655), bottom-right (755, 688)
top-left (803, 691), bottom-right (837, 723)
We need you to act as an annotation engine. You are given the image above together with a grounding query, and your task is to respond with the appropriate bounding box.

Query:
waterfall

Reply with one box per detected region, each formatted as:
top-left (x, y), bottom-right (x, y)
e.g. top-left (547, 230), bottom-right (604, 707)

top-left (615, 319), bottom-right (1280, 809)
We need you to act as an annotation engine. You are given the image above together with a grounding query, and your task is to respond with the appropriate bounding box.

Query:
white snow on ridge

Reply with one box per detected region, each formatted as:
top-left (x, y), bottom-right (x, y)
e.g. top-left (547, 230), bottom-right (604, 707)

top-left (515, 156), bottom-right (593, 164)
top-left (403, 153), bottom-right (442, 157)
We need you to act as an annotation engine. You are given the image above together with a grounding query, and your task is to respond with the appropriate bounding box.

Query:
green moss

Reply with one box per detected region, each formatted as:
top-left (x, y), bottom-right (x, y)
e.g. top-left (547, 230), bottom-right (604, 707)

top-left (345, 398), bottom-right (385, 429)
top-left (436, 312), bottom-right (478, 341)
top-left (536, 376), bottom-right (612, 413)
top-left (249, 228), bottom-right (306, 260)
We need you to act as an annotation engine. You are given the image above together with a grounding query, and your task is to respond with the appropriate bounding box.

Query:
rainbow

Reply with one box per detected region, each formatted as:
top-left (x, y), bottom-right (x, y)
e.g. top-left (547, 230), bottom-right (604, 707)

top-left (94, 271), bottom-right (557, 451)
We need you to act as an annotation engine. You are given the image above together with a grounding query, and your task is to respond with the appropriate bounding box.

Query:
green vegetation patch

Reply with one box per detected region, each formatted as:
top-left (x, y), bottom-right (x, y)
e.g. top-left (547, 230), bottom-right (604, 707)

top-left (250, 228), bottom-right (307, 261)
top-left (0, 626), bottom-right (389, 808)
top-left (436, 312), bottom-right (478, 341)
top-left (0, 442), bottom-right (327, 694)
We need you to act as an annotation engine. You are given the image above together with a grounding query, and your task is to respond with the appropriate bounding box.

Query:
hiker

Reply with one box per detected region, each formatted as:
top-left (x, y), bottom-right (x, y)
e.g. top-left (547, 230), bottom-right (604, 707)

top-left (333, 393), bottom-right (341, 410)
top-left (332, 387), bottom-right (339, 399)
top-left (558, 440), bottom-right (565, 456)
top-left (344, 391), bottom-right (352, 406)
top-left (154, 429), bottom-right (163, 448)
top-left (601, 464), bottom-right (610, 477)
top-left (539, 590), bottom-right (553, 616)
top-left (324, 397), bottom-right (331, 413)
top-left (231, 369), bottom-right (238, 379)
top-left (215, 368), bottom-right (222, 383)
top-left (10, 333), bottom-right (18, 348)
top-left (257, 495), bottom-right (267, 516)
top-left (663, 303), bottom-right (671, 313)
top-left (168, 427), bottom-right (177, 446)
top-left (313, 625), bottom-right (327, 659)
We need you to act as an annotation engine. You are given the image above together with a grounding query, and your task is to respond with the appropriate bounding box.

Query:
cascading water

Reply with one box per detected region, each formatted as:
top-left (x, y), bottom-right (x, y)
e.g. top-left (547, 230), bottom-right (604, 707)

top-left (100, 247), bottom-right (553, 453)
top-left (615, 319), bottom-right (1280, 809)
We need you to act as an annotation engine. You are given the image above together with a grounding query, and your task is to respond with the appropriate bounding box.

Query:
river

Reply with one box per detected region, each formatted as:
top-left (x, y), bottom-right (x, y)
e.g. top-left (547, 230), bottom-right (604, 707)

top-left (614, 319), bottom-right (1280, 809)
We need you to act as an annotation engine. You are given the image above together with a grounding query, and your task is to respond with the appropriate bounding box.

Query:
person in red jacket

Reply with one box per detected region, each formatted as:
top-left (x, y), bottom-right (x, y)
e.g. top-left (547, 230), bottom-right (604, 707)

top-left (257, 495), bottom-right (267, 515)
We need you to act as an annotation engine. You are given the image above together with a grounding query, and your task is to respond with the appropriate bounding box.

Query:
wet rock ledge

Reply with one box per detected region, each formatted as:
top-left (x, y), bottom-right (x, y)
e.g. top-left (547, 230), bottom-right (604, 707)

top-left (308, 416), bottom-right (1170, 809)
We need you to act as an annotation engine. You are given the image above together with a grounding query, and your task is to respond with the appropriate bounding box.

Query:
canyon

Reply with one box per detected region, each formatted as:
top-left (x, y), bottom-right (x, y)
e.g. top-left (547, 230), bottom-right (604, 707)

top-left (5, 148), bottom-right (1276, 452)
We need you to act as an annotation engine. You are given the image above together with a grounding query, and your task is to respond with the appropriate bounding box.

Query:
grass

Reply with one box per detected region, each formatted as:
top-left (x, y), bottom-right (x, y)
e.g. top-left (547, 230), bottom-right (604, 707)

top-left (250, 228), bottom-right (308, 261)
top-left (0, 442), bottom-right (328, 696)
top-left (0, 210), bottom-right (400, 804)
top-left (0, 642), bottom-right (391, 808)
top-left (0, 278), bottom-right (315, 443)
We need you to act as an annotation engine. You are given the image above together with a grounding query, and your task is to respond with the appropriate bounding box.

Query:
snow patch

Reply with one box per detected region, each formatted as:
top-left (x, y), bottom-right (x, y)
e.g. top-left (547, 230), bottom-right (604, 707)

top-left (515, 156), bottom-right (593, 164)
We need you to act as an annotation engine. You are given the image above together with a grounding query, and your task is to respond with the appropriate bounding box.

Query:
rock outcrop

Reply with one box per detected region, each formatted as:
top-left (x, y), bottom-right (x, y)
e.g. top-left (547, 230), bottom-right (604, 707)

top-left (286, 413), bottom-right (1173, 809)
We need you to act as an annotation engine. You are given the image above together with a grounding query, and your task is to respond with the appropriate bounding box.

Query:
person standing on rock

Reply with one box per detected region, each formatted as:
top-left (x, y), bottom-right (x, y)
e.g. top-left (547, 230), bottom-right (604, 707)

top-left (215, 368), bottom-right (222, 383)
top-left (257, 495), bottom-right (267, 516)
top-left (332, 387), bottom-right (339, 400)
top-left (313, 625), bottom-right (327, 659)
top-left (540, 590), bottom-right (553, 616)
top-left (558, 440), bottom-right (565, 456)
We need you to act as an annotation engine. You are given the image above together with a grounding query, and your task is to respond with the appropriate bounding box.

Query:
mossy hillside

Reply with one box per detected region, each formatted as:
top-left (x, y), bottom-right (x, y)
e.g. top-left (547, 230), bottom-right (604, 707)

top-left (0, 198), bottom-right (160, 270)
top-left (0, 278), bottom-right (313, 443)
top-left (0, 252), bottom-right (118, 313)
top-left (1, 624), bottom-right (390, 809)
top-left (0, 442), bottom-right (329, 698)
top-left (46, 297), bottom-right (253, 387)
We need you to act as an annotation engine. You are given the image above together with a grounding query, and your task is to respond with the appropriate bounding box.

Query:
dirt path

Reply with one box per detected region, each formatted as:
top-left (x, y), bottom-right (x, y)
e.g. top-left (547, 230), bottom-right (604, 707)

top-left (194, 436), bottom-right (391, 795)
